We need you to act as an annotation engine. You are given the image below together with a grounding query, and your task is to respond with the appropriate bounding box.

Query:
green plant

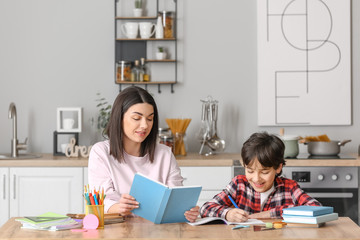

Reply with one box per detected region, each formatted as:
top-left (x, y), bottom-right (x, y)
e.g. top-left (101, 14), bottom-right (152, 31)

top-left (95, 93), bottom-right (112, 132)
top-left (158, 46), bottom-right (164, 52)
top-left (135, 0), bottom-right (142, 8)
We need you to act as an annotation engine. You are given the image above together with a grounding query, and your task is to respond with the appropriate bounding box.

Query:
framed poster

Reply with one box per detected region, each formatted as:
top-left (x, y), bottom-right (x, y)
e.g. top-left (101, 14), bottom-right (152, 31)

top-left (257, 0), bottom-right (351, 126)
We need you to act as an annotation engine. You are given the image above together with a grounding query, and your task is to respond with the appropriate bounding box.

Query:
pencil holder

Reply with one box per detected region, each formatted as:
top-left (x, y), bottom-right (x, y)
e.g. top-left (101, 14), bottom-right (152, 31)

top-left (85, 205), bottom-right (104, 229)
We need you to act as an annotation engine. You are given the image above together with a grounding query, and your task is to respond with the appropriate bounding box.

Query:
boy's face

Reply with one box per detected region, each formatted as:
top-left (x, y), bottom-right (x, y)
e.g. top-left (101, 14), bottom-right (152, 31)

top-left (245, 158), bottom-right (282, 193)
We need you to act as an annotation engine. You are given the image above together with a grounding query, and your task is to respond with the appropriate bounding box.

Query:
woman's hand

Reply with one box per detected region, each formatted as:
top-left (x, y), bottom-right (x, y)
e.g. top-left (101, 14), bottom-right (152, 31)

top-left (108, 193), bottom-right (139, 216)
top-left (184, 206), bottom-right (200, 222)
top-left (225, 208), bottom-right (249, 222)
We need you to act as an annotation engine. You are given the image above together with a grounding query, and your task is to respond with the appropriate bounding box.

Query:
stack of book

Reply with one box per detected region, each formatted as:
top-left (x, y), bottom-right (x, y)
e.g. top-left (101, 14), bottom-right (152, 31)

top-left (282, 206), bottom-right (338, 228)
top-left (16, 212), bottom-right (82, 231)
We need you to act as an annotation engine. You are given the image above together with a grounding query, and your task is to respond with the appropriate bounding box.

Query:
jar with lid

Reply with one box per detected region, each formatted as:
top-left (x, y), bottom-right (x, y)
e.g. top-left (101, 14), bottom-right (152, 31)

top-left (158, 128), bottom-right (174, 153)
top-left (116, 61), bottom-right (131, 82)
top-left (158, 11), bottom-right (174, 38)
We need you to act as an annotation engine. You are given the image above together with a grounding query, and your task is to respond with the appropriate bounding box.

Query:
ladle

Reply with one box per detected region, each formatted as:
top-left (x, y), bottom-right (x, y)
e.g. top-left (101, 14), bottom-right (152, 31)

top-left (206, 103), bottom-right (225, 152)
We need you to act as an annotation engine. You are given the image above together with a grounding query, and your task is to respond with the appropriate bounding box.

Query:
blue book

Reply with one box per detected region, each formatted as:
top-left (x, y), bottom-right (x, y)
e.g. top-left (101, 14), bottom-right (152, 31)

top-left (129, 173), bottom-right (202, 224)
top-left (282, 212), bottom-right (338, 224)
top-left (282, 206), bottom-right (333, 217)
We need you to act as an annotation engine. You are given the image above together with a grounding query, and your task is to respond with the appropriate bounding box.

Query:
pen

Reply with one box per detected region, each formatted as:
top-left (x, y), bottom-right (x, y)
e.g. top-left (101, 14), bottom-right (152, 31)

top-left (227, 194), bottom-right (239, 208)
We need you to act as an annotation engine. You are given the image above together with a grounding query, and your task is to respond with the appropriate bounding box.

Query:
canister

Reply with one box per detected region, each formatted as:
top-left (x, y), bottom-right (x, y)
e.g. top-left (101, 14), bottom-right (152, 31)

top-left (116, 61), bottom-right (131, 82)
top-left (158, 11), bottom-right (175, 38)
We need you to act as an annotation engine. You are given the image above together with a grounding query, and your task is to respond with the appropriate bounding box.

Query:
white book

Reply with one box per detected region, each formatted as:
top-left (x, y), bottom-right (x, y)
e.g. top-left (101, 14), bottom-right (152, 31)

top-left (187, 217), bottom-right (264, 226)
top-left (282, 213), bottom-right (338, 224)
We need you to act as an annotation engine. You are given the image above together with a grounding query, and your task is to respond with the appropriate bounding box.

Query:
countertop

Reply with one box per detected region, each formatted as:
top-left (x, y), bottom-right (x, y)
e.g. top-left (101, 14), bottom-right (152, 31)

top-left (0, 153), bottom-right (360, 167)
top-left (0, 216), bottom-right (359, 240)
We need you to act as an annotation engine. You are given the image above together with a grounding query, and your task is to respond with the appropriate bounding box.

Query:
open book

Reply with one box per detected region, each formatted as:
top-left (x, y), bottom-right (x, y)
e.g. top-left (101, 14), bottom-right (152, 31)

top-left (129, 173), bottom-right (202, 224)
top-left (187, 217), bottom-right (264, 226)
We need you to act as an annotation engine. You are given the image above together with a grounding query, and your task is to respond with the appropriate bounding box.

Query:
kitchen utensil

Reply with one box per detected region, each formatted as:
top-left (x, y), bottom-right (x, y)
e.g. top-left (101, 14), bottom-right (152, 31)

top-left (305, 140), bottom-right (351, 156)
top-left (280, 135), bottom-right (300, 158)
top-left (206, 103), bottom-right (225, 152)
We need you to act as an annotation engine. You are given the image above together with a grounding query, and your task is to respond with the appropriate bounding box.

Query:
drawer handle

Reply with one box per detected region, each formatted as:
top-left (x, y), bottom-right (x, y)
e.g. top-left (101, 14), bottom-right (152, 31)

top-left (13, 174), bottom-right (16, 199)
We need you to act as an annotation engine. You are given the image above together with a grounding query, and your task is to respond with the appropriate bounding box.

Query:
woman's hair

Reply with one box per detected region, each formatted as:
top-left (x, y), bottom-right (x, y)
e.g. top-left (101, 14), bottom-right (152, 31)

top-left (105, 86), bottom-right (159, 163)
top-left (241, 132), bottom-right (286, 175)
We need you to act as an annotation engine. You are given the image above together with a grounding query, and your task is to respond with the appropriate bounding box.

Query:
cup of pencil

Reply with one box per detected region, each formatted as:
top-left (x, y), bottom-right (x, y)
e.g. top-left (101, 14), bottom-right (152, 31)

top-left (84, 185), bottom-right (106, 229)
top-left (165, 118), bottom-right (191, 156)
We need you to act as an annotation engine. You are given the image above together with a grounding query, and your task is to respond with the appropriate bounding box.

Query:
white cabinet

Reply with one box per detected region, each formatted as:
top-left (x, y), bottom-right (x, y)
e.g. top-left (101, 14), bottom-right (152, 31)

top-left (0, 167), bottom-right (84, 227)
top-left (180, 166), bottom-right (233, 207)
top-left (0, 168), bottom-right (9, 226)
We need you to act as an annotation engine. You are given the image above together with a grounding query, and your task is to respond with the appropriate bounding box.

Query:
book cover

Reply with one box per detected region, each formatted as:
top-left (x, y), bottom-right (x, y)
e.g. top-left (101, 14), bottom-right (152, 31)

top-left (129, 173), bottom-right (202, 224)
top-left (282, 206), bottom-right (333, 217)
top-left (187, 217), bottom-right (264, 226)
top-left (285, 222), bottom-right (326, 228)
top-left (282, 212), bottom-right (338, 224)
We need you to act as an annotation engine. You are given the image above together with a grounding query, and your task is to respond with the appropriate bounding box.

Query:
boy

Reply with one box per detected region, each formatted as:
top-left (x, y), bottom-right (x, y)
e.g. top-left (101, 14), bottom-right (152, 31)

top-left (200, 132), bottom-right (321, 222)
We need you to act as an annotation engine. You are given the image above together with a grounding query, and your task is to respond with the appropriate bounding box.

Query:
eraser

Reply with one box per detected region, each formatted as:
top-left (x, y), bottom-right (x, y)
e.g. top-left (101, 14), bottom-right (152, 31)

top-left (83, 214), bottom-right (99, 230)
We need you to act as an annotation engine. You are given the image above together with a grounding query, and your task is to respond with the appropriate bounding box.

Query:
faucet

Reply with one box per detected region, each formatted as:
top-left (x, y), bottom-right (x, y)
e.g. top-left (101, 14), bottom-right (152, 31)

top-left (8, 103), bottom-right (27, 157)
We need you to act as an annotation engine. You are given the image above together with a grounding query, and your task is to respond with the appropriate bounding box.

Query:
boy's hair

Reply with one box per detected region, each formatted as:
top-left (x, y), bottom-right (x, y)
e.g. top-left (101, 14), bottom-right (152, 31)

top-left (106, 86), bottom-right (159, 163)
top-left (241, 132), bottom-right (286, 175)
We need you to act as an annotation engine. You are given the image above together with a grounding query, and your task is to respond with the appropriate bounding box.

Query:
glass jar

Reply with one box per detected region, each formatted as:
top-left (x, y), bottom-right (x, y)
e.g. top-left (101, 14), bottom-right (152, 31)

top-left (159, 135), bottom-right (174, 153)
top-left (116, 61), bottom-right (131, 82)
top-left (174, 132), bottom-right (187, 156)
top-left (158, 127), bottom-right (174, 153)
top-left (159, 11), bottom-right (174, 38)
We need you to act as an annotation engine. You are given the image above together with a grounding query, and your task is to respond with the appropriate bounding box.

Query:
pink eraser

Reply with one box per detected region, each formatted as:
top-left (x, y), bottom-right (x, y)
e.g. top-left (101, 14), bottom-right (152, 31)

top-left (83, 214), bottom-right (99, 230)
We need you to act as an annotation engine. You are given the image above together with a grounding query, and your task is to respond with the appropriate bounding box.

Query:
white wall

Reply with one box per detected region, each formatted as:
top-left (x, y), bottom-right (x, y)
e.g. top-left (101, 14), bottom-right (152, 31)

top-left (0, 0), bottom-right (359, 155)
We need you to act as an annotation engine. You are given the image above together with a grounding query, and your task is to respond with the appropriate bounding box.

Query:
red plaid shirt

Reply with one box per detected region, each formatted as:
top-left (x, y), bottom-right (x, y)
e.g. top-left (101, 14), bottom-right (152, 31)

top-left (200, 175), bottom-right (321, 218)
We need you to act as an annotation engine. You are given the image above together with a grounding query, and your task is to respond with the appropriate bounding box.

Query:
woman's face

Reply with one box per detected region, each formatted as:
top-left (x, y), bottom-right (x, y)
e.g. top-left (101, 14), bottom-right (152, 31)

top-left (122, 103), bottom-right (154, 145)
top-left (245, 158), bottom-right (282, 193)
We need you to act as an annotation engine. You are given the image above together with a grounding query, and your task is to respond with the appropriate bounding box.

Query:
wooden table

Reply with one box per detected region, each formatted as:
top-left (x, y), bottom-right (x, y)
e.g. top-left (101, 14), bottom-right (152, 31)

top-left (1, 216), bottom-right (360, 240)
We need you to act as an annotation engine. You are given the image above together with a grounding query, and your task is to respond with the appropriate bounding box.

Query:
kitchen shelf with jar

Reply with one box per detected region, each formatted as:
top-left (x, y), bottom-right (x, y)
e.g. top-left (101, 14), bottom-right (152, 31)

top-left (115, 0), bottom-right (178, 93)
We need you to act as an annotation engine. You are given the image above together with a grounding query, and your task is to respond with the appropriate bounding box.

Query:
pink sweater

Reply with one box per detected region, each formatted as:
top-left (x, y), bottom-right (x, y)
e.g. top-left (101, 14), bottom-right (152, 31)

top-left (88, 140), bottom-right (183, 212)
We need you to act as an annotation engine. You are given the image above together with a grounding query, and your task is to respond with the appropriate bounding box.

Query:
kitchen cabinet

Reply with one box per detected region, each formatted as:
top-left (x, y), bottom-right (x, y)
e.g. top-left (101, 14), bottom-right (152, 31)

top-left (115, 0), bottom-right (178, 93)
top-left (180, 166), bottom-right (234, 207)
top-left (0, 167), bottom-right (83, 227)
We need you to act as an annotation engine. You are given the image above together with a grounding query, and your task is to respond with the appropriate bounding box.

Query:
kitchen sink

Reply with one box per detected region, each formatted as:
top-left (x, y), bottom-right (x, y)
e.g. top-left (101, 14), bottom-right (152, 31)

top-left (0, 154), bottom-right (42, 160)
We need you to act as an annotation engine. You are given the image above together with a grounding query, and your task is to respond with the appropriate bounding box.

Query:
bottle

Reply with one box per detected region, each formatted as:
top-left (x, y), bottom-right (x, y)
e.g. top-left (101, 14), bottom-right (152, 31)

top-left (155, 15), bottom-right (164, 39)
top-left (140, 58), bottom-right (150, 82)
top-left (131, 60), bottom-right (142, 82)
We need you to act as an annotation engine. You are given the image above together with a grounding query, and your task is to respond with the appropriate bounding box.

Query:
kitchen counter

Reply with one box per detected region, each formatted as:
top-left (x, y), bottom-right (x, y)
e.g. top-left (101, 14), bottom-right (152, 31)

top-left (0, 216), bottom-right (359, 240)
top-left (0, 153), bottom-right (360, 167)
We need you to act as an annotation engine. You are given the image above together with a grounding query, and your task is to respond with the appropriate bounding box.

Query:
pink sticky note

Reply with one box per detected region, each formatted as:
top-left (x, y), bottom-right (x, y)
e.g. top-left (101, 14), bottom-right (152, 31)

top-left (83, 214), bottom-right (99, 230)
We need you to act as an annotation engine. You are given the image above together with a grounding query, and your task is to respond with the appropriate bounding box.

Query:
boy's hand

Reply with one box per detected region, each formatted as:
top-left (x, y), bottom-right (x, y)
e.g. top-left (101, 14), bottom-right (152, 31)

top-left (184, 206), bottom-right (200, 222)
top-left (225, 209), bottom-right (249, 222)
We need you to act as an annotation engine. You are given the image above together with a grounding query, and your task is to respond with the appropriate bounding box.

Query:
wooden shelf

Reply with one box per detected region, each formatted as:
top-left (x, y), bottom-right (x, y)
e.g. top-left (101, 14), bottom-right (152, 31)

top-left (116, 81), bottom-right (176, 85)
top-left (116, 38), bottom-right (176, 41)
top-left (115, 16), bottom-right (157, 20)
top-left (146, 59), bottom-right (176, 62)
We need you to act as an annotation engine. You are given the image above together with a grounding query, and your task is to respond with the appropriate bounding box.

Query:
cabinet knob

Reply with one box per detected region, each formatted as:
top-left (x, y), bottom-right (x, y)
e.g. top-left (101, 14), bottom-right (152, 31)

top-left (331, 174), bottom-right (338, 181)
top-left (345, 174), bottom-right (352, 181)
top-left (317, 174), bottom-right (324, 181)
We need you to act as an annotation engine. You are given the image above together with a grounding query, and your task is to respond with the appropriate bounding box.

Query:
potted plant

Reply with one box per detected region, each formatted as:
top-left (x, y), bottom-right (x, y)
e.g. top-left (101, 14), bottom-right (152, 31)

top-left (156, 46), bottom-right (166, 60)
top-left (95, 93), bottom-right (112, 136)
top-left (133, 0), bottom-right (143, 17)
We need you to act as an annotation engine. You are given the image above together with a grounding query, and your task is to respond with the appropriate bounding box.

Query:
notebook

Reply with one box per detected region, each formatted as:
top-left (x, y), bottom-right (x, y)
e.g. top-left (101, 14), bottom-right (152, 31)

top-left (187, 217), bottom-right (264, 226)
top-left (282, 206), bottom-right (333, 217)
top-left (282, 212), bottom-right (338, 224)
top-left (129, 173), bottom-right (202, 224)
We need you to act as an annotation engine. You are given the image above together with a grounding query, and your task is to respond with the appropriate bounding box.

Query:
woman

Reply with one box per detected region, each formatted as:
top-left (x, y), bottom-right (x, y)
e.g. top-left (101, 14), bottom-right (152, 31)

top-left (88, 86), bottom-right (199, 222)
